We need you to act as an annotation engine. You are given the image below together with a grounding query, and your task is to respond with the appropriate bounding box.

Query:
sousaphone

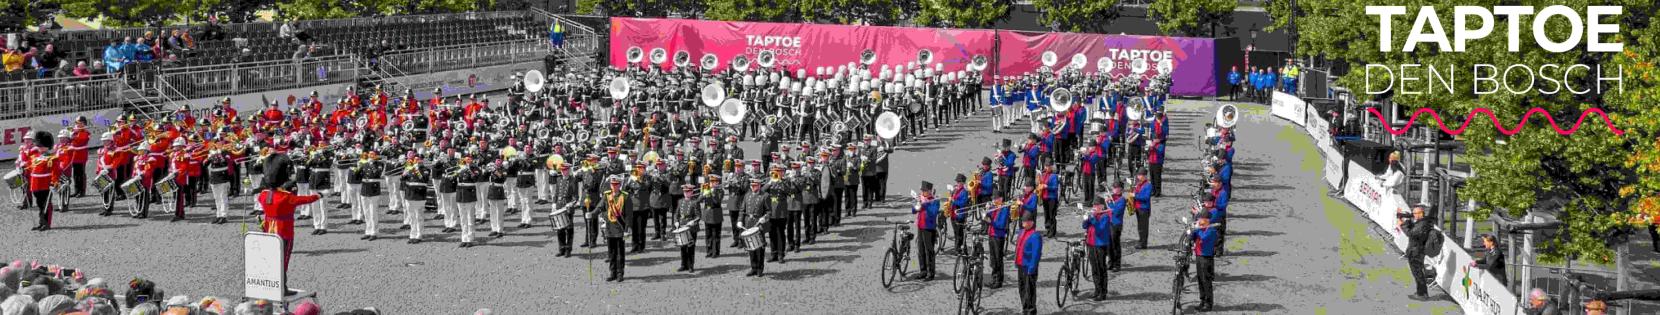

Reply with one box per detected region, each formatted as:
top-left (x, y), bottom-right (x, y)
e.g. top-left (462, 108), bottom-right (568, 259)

top-left (718, 98), bottom-right (747, 125)
top-left (674, 51), bottom-right (692, 68)
top-left (649, 48), bottom-right (668, 65)
top-left (700, 53), bottom-right (719, 70)
top-left (523, 70), bottom-right (546, 93)
top-left (917, 49), bottom-right (934, 66)
top-left (701, 82), bottom-right (726, 108)
top-left (968, 55), bottom-right (988, 71)
top-left (609, 77), bottom-right (631, 100)
top-left (757, 50), bottom-right (777, 69)
top-left (1050, 87), bottom-right (1075, 112)
top-left (874, 111), bottom-right (903, 139)
top-left (732, 55), bottom-right (752, 72)
top-left (1216, 104), bottom-right (1239, 128)
top-left (860, 49), bottom-right (877, 65)
top-left (1096, 57), bottom-right (1114, 73)
top-left (625, 46), bottom-right (644, 64)
top-left (1040, 51), bottom-right (1059, 68)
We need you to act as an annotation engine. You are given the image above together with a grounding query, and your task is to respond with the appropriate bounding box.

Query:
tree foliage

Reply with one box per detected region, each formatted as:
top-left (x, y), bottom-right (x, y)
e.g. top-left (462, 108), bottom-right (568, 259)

top-left (1283, 0), bottom-right (1659, 264)
top-left (1147, 0), bottom-right (1236, 37)
top-left (913, 0), bottom-right (1009, 28)
top-left (1029, 0), bottom-right (1119, 33)
top-left (0, 0), bottom-right (62, 32)
top-left (57, 0), bottom-right (179, 27)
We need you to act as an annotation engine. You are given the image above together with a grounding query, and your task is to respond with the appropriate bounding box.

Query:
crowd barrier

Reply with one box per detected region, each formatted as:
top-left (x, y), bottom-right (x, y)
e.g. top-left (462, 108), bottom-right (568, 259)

top-left (1276, 90), bottom-right (1521, 315)
top-left (608, 17), bottom-right (1230, 97)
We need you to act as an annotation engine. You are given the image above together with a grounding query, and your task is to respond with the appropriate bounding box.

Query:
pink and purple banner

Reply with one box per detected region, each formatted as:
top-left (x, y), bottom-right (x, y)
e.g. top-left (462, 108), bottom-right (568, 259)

top-left (609, 18), bottom-right (1223, 96)
top-left (609, 18), bottom-right (996, 75)
top-left (996, 31), bottom-right (1219, 96)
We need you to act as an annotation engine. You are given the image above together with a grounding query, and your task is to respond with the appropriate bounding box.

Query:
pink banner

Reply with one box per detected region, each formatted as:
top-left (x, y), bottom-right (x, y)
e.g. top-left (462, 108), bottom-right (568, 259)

top-left (996, 31), bottom-right (1219, 96)
top-left (609, 18), bottom-right (996, 75)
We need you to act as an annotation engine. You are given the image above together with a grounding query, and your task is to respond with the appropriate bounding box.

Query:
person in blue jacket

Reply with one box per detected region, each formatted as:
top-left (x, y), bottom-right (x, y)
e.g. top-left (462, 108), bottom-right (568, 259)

top-left (1132, 172), bottom-right (1153, 249)
top-left (1015, 217), bottom-right (1042, 315)
top-left (1105, 182), bottom-right (1127, 270)
top-left (102, 40), bottom-right (126, 73)
top-left (949, 174), bottom-right (972, 253)
top-left (548, 22), bottom-right (566, 48)
top-left (1192, 216), bottom-right (1221, 311)
top-left (1227, 66), bottom-right (1242, 100)
top-left (1082, 200), bottom-right (1116, 301)
top-left (911, 181), bottom-right (942, 281)
top-left (983, 195), bottom-right (1012, 288)
top-left (976, 159), bottom-right (996, 203)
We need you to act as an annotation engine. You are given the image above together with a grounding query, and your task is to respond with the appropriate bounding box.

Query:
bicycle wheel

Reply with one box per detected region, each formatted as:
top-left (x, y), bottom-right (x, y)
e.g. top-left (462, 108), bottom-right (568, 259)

top-left (966, 262), bottom-right (984, 314)
top-left (1055, 259), bottom-right (1073, 309)
top-left (952, 252), bottom-right (966, 293)
top-left (1170, 263), bottom-right (1188, 314)
top-left (881, 249), bottom-right (899, 289)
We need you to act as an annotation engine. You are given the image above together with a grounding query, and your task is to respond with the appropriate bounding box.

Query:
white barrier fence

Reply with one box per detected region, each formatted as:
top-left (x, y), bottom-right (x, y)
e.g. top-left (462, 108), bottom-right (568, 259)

top-left (1276, 91), bottom-right (1522, 315)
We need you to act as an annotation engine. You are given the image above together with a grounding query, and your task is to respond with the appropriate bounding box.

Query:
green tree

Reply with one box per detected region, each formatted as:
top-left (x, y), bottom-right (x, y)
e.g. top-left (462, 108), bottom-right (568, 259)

top-left (0, 0), bottom-right (62, 32)
top-left (1284, 0), bottom-right (1659, 264)
top-left (1029, 0), bottom-right (1120, 33)
top-left (58, 0), bottom-right (179, 27)
top-left (274, 0), bottom-right (356, 20)
top-left (914, 0), bottom-right (1010, 28)
top-left (1147, 0), bottom-right (1236, 37)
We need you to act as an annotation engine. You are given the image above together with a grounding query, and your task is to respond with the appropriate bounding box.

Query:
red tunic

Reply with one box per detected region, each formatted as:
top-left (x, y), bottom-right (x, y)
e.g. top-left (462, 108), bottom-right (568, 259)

top-left (69, 128), bottom-right (91, 163)
top-left (26, 153), bottom-right (58, 192)
top-left (259, 189), bottom-right (320, 273)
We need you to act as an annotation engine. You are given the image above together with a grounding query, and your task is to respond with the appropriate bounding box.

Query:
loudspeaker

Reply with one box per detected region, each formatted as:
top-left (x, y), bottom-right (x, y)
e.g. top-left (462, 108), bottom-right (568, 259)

top-left (1340, 139), bottom-right (1391, 174)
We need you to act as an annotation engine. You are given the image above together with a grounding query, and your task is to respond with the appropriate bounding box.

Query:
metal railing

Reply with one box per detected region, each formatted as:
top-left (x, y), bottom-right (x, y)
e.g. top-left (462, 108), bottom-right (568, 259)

top-left (0, 75), bottom-right (123, 120)
top-left (156, 55), bottom-right (364, 100)
top-left (292, 11), bottom-right (536, 30)
top-left (377, 39), bottom-right (546, 75)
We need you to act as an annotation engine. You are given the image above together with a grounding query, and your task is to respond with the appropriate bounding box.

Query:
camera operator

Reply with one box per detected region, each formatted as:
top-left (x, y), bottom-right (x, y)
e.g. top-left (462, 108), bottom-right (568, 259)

top-left (1396, 206), bottom-right (1434, 299)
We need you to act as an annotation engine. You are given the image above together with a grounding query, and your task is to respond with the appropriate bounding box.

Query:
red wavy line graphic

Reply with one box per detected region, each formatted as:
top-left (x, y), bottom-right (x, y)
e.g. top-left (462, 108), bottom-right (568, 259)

top-left (1365, 107), bottom-right (1624, 136)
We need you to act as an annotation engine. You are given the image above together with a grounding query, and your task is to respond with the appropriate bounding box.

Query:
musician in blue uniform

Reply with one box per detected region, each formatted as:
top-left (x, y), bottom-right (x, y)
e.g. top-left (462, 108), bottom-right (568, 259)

top-left (983, 195), bottom-right (1011, 288)
top-left (949, 174), bottom-right (972, 253)
top-left (911, 181), bottom-right (941, 281)
top-left (1132, 172), bottom-right (1153, 249)
top-left (976, 158), bottom-right (996, 203)
top-left (1015, 217), bottom-right (1042, 315)
top-left (1039, 164), bottom-right (1061, 236)
top-left (1105, 182), bottom-right (1127, 270)
top-left (1082, 199), bottom-right (1115, 301)
top-left (1192, 216), bottom-right (1221, 311)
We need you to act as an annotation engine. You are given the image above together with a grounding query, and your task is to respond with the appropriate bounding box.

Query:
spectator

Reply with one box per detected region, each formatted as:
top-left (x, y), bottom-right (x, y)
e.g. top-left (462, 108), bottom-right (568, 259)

top-left (180, 30), bottom-right (196, 50)
top-left (89, 61), bottom-right (106, 76)
top-left (1583, 300), bottom-right (1607, 315)
top-left (1, 294), bottom-right (37, 315)
top-left (2, 48), bottom-right (23, 73)
top-left (37, 45), bottom-right (60, 76)
top-left (101, 41), bottom-right (125, 73)
top-left (200, 16), bottom-right (225, 41)
top-left (123, 278), bottom-right (161, 309)
top-left (133, 38), bottom-right (155, 63)
top-left (51, 60), bottom-right (70, 78)
top-left (126, 303), bottom-right (158, 315)
top-left (35, 295), bottom-right (72, 315)
top-left (1523, 288), bottom-right (1559, 315)
top-left (166, 30), bottom-right (186, 51)
top-left (1471, 233), bottom-right (1506, 287)
top-left (291, 300), bottom-right (320, 315)
top-left (549, 22), bottom-right (565, 48)
top-left (279, 21), bottom-right (294, 39)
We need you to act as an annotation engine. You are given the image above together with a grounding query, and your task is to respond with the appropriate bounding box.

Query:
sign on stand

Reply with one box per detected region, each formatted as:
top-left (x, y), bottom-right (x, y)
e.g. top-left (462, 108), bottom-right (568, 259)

top-left (244, 232), bottom-right (286, 301)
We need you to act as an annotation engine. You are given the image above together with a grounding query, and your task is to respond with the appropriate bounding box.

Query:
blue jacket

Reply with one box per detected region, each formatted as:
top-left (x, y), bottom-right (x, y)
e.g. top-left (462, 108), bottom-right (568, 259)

top-left (914, 197), bottom-right (941, 230)
top-left (1107, 197), bottom-right (1127, 226)
top-left (990, 85), bottom-right (1006, 106)
top-left (1133, 182), bottom-right (1152, 214)
top-left (977, 171), bottom-right (996, 199)
top-left (1020, 192), bottom-right (1040, 216)
top-left (1213, 187), bottom-right (1230, 218)
top-left (1016, 229), bottom-right (1043, 275)
top-left (1041, 172), bottom-right (1061, 202)
top-left (1192, 227), bottom-right (1221, 257)
top-left (951, 187), bottom-right (972, 221)
top-left (1083, 211), bottom-right (1115, 247)
top-left (1000, 151), bottom-right (1019, 175)
top-left (1022, 144), bottom-right (1043, 168)
top-left (1218, 162), bottom-right (1233, 188)
top-left (1227, 71), bottom-right (1241, 85)
top-left (986, 205), bottom-right (1011, 238)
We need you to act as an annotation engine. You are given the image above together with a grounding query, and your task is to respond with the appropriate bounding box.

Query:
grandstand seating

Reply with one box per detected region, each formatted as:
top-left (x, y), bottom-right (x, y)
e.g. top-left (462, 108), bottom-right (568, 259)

top-left (307, 14), bottom-right (547, 57)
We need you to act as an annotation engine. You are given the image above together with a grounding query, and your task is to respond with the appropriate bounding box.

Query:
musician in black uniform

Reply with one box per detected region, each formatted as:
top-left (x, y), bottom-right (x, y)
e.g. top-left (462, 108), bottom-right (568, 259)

top-left (784, 162), bottom-right (804, 252)
top-left (763, 166), bottom-right (790, 262)
top-left (801, 157), bottom-right (822, 244)
top-left (551, 161), bottom-right (577, 257)
top-left (513, 153), bottom-right (538, 228)
top-left (701, 175), bottom-right (724, 257)
top-left (826, 149), bottom-right (846, 227)
top-left (433, 154), bottom-right (458, 235)
top-left (649, 160), bottom-right (673, 241)
top-left (858, 141), bottom-right (879, 210)
top-left (206, 150), bottom-right (234, 224)
top-left (741, 178), bottom-right (768, 276)
top-left (358, 152), bottom-right (385, 241)
top-left (454, 158), bottom-right (480, 248)
top-left (309, 150), bottom-right (334, 234)
top-left (402, 162), bottom-right (430, 244)
top-left (486, 161), bottom-right (511, 238)
top-left (602, 176), bottom-right (629, 281)
top-left (675, 184), bottom-right (700, 272)
top-left (842, 146), bottom-right (862, 217)
top-left (579, 155), bottom-right (603, 248)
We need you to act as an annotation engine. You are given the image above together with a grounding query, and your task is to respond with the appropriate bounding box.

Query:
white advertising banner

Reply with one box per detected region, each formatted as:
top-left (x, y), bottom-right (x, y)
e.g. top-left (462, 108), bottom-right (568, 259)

top-left (1270, 91), bottom-right (1307, 126)
top-left (244, 232), bottom-right (286, 301)
top-left (0, 108), bottom-right (122, 161)
top-left (1301, 110), bottom-right (1520, 315)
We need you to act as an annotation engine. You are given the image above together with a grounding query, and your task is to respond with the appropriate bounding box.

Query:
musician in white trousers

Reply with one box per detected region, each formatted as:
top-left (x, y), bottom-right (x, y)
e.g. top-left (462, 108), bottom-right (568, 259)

top-left (515, 158), bottom-right (538, 227)
top-left (456, 164), bottom-right (481, 247)
top-left (359, 154), bottom-right (385, 240)
top-left (403, 164), bottom-right (430, 243)
top-left (485, 165), bottom-right (509, 237)
top-left (206, 151), bottom-right (234, 224)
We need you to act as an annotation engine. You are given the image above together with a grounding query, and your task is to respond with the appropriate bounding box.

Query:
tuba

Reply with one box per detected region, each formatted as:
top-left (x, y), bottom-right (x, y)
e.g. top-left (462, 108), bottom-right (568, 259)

top-left (916, 49), bottom-right (934, 66)
top-left (860, 49), bottom-right (877, 65)
top-left (673, 50), bottom-right (692, 68)
top-left (609, 77), bottom-right (631, 100)
top-left (968, 55), bottom-right (988, 71)
top-left (874, 111), bottom-right (903, 139)
top-left (625, 46), bottom-right (645, 64)
top-left (1040, 51), bottom-right (1059, 68)
top-left (757, 50), bottom-right (777, 69)
top-left (1216, 104), bottom-right (1239, 128)
top-left (1096, 57), bottom-right (1115, 74)
top-left (717, 98), bottom-right (747, 125)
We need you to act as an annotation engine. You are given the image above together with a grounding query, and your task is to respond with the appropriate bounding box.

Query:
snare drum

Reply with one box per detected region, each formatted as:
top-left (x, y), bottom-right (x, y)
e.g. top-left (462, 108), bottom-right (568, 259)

top-left (3, 170), bottom-right (22, 189)
top-left (550, 207), bottom-right (572, 229)
top-left (120, 178), bottom-right (143, 197)
top-left (156, 174), bottom-right (178, 195)
top-left (92, 173), bottom-right (115, 192)
top-left (672, 225), bottom-right (695, 247)
top-left (740, 227), bottom-right (765, 251)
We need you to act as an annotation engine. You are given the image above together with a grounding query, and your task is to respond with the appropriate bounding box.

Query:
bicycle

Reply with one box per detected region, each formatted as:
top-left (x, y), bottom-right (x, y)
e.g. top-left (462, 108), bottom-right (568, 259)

top-left (879, 221), bottom-right (916, 289)
top-left (955, 217), bottom-right (989, 315)
top-left (1055, 239), bottom-right (1090, 309)
top-left (1170, 216), bottom-right (1219, 315)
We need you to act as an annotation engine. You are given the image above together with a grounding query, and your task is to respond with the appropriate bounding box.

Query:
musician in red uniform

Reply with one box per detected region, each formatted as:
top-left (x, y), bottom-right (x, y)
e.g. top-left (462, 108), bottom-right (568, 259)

top-left (131, 145), bottom-right (160, 218)
top-left (257, 154), bottom-right (321, 281)
top-left (15, 141), bottom-right (37, 210)
top-left (95, 132), bottom-right (128, 216)
top-left (69, 117), bottom-right (92, 197)
top-left (26, 132), bottom-right (59, 230)
top-left (168, 139), bottom-right (192, 221)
